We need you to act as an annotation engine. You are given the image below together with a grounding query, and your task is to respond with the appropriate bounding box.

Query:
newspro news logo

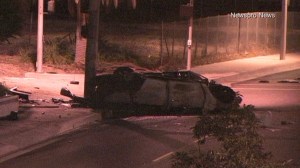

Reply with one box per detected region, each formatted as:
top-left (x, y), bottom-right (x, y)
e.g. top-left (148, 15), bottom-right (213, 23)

top-left (231, 12), bottom-right (276, 19)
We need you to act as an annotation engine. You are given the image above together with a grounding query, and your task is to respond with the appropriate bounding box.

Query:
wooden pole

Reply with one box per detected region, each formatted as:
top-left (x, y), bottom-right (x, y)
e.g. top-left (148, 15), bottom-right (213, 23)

top-left (84, 0), bottom-right (100, 99)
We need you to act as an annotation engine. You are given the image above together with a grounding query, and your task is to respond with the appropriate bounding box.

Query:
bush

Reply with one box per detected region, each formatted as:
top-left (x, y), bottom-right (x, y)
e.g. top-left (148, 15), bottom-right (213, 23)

top-left (172, 105), bottom-right (290, 168)
top-left (43, 37), bottom-right (75, 65)
top-left (18, 43), bottom-right (36, 64)
top-left (98, 38), bottom-right (160, 69)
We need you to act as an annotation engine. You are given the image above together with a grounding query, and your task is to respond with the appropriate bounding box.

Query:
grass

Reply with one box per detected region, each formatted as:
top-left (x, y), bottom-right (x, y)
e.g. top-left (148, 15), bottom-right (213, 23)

top-left (1, 16), bottom-right (299, 72)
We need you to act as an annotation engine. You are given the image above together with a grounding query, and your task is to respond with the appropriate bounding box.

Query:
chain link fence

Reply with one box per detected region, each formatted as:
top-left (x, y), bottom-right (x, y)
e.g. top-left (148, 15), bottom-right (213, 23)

top-left (165, 12), bottom-right (299, 63)
top-left (101, 12), bottom-right (300, 68)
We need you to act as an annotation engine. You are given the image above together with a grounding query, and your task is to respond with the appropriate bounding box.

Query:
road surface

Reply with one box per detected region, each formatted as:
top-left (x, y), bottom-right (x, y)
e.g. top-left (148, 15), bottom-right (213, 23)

top-left (1, 70), bottom-right (299, 168)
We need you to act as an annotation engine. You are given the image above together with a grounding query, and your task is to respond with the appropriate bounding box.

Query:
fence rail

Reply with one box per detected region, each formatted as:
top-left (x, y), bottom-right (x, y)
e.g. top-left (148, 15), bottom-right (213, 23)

top-left (161, 12), bottom-right (298, 58)
top-left (101, 12), bottom-right (300, 68)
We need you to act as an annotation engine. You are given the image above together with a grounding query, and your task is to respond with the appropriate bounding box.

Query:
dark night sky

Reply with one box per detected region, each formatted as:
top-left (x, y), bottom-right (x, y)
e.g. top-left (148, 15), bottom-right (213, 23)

top-left (49, 0), bottom-right (299, 22)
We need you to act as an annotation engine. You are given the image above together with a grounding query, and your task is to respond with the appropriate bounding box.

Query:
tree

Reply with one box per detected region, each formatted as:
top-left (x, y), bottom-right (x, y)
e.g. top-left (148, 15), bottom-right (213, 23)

top-left (0, 0), bottom-right (23, 43)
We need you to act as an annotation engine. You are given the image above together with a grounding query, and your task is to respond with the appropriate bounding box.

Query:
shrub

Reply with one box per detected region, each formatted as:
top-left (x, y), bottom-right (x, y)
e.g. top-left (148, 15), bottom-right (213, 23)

top-left (43, 37), bottom-right (75, 65)
top-left (98, 38), bottom-right (160, 69)
top-left (18, 43), bottom-right (36, 64)
top-left (172, 105), bottom-right (289, 168)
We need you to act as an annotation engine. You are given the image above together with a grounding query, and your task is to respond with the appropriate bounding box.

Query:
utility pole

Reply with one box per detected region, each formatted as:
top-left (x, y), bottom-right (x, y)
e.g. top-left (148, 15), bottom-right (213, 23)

top-left (280, 0), bottom-right (288, 60)
top-left (186, 0), bottom-right (194, 70)
top-left (84, 0), bottom-right (100, 99)
top-left (36, 0), bottom-right (44, 73)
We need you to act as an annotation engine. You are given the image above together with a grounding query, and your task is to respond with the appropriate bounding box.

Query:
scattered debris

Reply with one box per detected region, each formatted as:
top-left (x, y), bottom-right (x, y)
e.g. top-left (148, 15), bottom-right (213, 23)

top-left (278, 79), bottom-right (299, 83)
top-left (19, 104), bottom-right (59, 108)
top-left (52, 98), bottom-right (66, 104)
top-left (0, 94), bottom-right (19, 119)
top-left (265, 128), bottom-right (281, 132)
top-left (47, 72), bottom-right (57, 74)
top-left (70, 81), bottom-right (79, 85)
top-left (60, 103), bottom-right (72, 108)
top-left (259, 80), bottom-right (270, 83)
top-left (60, 87), bottom-right (88, 107)
top-left (9, 87), bottom-right (31, 100)
top-left (281, 121), bottom-right (294, 125)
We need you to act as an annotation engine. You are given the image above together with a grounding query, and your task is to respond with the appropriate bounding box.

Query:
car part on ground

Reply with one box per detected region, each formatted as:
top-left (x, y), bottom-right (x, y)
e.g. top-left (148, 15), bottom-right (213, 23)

top-left (59, 88), bottom-right (89, 107)
top-left (0, 95), bottom-right (19, 120)
top-left (9, 87), bottom-right (31, 101)
top-left (0, 84), bottom-right (19, 120)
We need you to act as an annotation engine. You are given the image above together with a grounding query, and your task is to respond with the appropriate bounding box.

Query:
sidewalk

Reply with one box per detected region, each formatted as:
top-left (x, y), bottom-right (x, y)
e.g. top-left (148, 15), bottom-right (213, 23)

top-left (0, 52), bottom-right (299, 163)
top-left (0, 74), bottom-right (100, 163)
top-left (191, 53), bottom-right (300, 86)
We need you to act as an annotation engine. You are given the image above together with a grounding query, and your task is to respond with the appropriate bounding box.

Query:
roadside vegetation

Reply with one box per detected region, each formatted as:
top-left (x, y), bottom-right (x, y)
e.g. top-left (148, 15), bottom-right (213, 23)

top-left (4, 18), bottom-right (281, 73)
top-left (0, 84), bottom-right (9, 97)
top-left (171, 103), bottom-right (291, 168)
top-left (1, 0), bottom-right (300, 73)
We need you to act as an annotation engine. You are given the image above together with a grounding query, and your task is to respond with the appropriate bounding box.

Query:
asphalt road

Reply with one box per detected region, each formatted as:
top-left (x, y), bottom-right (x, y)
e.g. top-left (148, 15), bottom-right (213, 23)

top-left (232, 69), bottom-right (300, 167)
top-left (1, 70), bottom-right (299, 168)
top-left (232, 69), bottom-right (300, 110)
top-left (0, 116), bottom-right (199, 168)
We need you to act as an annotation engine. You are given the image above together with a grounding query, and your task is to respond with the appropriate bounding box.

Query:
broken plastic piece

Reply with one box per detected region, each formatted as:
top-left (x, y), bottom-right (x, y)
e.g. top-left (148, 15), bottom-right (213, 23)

top-left (9, 87), bottom-right (31, 100)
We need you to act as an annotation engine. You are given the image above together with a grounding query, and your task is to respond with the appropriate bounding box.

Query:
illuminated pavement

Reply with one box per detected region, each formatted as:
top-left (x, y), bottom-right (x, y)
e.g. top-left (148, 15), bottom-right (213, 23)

top-left (0, 52), bottom-right (300, 164)
top-left (191, 53), bottom-right (300, 86)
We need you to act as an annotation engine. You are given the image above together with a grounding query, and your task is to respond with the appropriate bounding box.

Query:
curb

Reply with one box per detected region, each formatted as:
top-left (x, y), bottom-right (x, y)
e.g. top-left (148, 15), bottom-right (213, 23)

top-left (216, 62), bottom-right (300, 85)
top-left (58, 112), bottom-right (102, 134)
top-left (24, 73), bottom-right (84, 81)
top-left (231, 83), bottom-right (300, 89)
top-left (0, 111), bottom-right (102, 163)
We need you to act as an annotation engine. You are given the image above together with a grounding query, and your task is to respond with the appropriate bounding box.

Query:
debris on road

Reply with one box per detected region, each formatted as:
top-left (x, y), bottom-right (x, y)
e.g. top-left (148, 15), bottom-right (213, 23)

top-left (281, 121), bottom-right (294, 125)
top-left (278, 79), bottom-right (299, 83)
top-left (19, 104), bottom-right (59, 108)
top-left (59, 87), bottom-right (88, 108)
top-left (259, 80), bottom-right (270, 83)
top-left (9, 87), bottom-right (31, 101)
top-left (0, 84), bottom-right (19, 120)
top-left (70, 81), bottom-right (79, 85)
top-left (51, 98), bottom-right (66, 104)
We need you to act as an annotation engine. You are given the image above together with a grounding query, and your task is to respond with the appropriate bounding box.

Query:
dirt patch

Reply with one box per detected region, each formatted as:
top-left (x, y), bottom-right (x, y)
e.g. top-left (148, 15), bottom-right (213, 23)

top-left (0, 55), bottom-right (85, 78)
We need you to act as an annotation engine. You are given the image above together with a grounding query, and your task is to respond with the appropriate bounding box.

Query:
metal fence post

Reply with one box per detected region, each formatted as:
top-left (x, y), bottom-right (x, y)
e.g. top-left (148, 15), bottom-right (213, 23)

top-left (237, 17), bottom-right (241, 53)
top-left (256, 14), bottom-right (259, 45)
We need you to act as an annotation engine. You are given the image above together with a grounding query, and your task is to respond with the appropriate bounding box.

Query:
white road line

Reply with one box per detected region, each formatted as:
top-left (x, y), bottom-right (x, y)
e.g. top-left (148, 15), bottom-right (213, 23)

top-left (152, 152), bottom-right (174, 162)
top-left (152, 140), bottom-right (200, 163)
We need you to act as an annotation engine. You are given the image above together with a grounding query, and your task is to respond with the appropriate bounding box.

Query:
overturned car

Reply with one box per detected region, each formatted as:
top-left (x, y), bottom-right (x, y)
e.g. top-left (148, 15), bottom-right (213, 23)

top-left (61, 67), bottom-right (241, 114)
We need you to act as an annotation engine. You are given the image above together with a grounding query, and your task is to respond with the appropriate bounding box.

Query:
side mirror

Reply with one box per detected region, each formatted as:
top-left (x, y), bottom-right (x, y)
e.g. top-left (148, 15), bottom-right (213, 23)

top-left (60, 87), bottom-right (73, 98)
